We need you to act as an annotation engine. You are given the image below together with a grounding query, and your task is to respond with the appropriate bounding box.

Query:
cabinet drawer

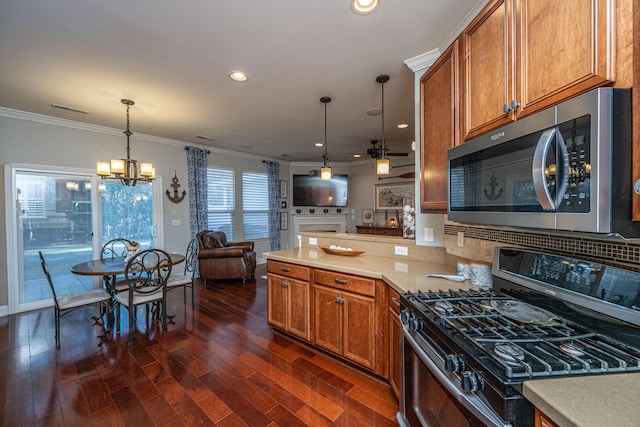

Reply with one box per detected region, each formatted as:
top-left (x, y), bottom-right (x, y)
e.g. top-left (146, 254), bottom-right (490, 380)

top-left (314, 269), bottom-right (375, 297)
top-left (268, 260), bottom-right (310, 281)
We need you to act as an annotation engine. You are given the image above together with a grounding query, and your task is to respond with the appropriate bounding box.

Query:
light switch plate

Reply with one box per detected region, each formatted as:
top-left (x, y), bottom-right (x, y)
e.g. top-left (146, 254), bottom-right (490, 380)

top-left (458, 232), bottom-right (465, 247)
top-left (395, 246), bottom-right (408, 256)
top-left (424, 227), bottom-right (434, 242)
top-left (309, 237), bottom-right (318, 245)
top-left (171, 219), bottom-right (181, 226)
top-left (395, 262), bottom-right (408, 272)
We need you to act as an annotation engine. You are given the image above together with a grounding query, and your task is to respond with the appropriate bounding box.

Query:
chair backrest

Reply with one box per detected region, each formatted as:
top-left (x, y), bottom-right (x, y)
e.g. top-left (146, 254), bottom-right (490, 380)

top-left (197, 230), bottom-right (228, 249)
top-left (183, 238), bottom-right (199, 277)
top-left (101, 238), bottom-right (132, 260)
top-left (38, 251), bottom-right (59, 309)
top-left (124, 248), bottom-right (172, 294)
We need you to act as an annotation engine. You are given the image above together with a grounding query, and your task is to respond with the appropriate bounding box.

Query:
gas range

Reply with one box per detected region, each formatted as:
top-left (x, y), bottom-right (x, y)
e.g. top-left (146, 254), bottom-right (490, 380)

top-left (398, 248), bottom-right (640, 427)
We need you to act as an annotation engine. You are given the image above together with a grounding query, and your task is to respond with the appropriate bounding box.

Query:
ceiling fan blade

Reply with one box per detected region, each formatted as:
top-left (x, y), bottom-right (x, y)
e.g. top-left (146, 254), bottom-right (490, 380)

top-left (387, 152), bottom-right (409, 156)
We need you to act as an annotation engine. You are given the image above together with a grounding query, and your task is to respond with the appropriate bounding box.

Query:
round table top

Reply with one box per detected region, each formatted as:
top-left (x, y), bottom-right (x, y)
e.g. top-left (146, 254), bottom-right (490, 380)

top-left (71, 253), bottom-right (185, 276)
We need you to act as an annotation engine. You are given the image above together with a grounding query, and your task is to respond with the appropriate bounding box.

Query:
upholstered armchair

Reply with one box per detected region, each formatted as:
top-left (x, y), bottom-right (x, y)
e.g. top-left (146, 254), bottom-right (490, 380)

top-left (196, 230), bottom-right (257, 284)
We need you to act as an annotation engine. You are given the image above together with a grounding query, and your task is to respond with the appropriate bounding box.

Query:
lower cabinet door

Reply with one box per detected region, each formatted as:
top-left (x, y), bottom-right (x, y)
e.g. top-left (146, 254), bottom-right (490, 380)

top-left (286, 277), bottom-right (310, 340)
top-left (313, 285), bottom-right (343, 355)
top-left (342, 291), bottom-right (376, 369)
top-left (267, 275), bottom-right (287, 330)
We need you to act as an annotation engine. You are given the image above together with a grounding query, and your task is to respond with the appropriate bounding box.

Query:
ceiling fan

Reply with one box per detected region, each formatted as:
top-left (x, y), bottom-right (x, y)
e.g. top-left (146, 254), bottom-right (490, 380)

top-left (365, 140), bottom-right (409, 159)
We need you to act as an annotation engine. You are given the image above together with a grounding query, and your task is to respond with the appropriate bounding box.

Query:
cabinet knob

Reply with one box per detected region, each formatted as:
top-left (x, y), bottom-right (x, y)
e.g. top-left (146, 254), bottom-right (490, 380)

top-left (634, 179), bottom-right (640, 195)
top-left (503, 100), bottom-right (521, 113)
top-left (334, 278), bottom-right (348, 285)
top-left (281, 267), bottom-right (290, 272)
top-left (282, 281), bottom-right (288, 288)
top-left (391, 297), bottom-right (401, 306)
top-left (335, 297), bottom-right (344, 304)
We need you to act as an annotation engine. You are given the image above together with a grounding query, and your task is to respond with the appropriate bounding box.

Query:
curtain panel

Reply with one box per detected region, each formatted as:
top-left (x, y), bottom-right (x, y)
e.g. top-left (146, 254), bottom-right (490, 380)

top-left (186, 147), bottom-right (209, 238)
top-left (265, 161), bottom-right (281, 251)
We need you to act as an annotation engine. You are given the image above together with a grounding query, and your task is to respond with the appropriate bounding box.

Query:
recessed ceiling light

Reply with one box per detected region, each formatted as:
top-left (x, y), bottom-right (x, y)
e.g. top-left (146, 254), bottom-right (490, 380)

top-left (397, 123), bottom-right (409, 129)
top-left (353, 154), bottom-right (362, 158)
top-left (315, 143), bottom-right (324, 147)
top-left (229, 71), bottom-right (248, 82)
top-left (351, 0), bottom-right (379, 15)
top-left (366, 108), bottom-right (382, 116)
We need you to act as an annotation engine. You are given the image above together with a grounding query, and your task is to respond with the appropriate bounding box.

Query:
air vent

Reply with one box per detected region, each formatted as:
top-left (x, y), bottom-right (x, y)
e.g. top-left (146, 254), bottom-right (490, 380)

top-left (51, 103), bottom-right (89, 114)
top-left (196, 135), bottom-right (215, 142)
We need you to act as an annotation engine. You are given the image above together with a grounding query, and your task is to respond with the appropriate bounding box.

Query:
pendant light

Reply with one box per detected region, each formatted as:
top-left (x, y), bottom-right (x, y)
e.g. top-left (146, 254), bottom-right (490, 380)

top-left (320, 96), bottom-right (332, 180)
top-left (96, 99), bottom-right (155, 186)
top-left (376, 75), bottom-right (390, 175)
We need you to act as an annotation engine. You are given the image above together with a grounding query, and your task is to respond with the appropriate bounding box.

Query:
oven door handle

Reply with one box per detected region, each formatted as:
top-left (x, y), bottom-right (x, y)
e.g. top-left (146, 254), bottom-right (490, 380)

top-left (402, 326), bottom-right (512, 427)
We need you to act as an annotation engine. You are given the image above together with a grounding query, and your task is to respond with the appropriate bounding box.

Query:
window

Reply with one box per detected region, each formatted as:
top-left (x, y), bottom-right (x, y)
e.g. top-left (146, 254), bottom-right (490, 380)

top-left (207, 167), bottom-right (235, 239)
top-left (242, 171), bottom-right (269, 240)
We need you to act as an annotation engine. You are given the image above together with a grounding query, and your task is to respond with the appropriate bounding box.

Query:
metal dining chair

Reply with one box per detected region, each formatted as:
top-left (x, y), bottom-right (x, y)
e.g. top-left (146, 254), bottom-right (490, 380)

top-left (167, 238), bottom-right (198, 309)
top-left (114, 248), bottom-right (172, 344)
top-left (101, 238), bottom-right (132, 294)
top-left (101, 238), bottom-right (132, 259)
top-left (39, 251), bottom-right (112, 349)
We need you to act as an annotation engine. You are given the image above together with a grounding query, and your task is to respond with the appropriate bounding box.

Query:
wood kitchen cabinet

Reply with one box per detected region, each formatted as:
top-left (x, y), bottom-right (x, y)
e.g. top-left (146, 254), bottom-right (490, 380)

top-left (388, 288), bottom-right (402, 398)
top-left (313, 269), bottom-right (384, 373)
top-left (534, 408), bottom-right (559, 427)
top-left (356, 225), bottom-right (403, 237)
top-left (267, 261), bottom-right (311, 341)
top-left (420, 39), bottom-right (460, 213)
top-left (462, 0), bottom-right (615, 140)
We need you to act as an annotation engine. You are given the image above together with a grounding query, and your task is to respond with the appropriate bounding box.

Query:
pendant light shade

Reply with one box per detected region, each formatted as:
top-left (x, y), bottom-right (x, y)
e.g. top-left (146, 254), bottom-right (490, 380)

top-left (376, 75), bottom-right (390, 175)
top-left (96, 99), bottom-right (155, 186)
top-left (320, 96), bottom-right (332, 180)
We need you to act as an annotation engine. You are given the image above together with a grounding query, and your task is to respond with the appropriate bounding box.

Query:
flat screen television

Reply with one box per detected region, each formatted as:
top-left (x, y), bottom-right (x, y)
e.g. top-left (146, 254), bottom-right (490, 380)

top-left (292, 174), bottom-right (348, 207)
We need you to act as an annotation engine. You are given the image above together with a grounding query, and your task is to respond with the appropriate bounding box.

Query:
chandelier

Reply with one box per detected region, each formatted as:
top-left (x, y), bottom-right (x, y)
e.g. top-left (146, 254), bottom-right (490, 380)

top-left (96, 99), bottom-right (155, 186)
top-left (320, 96), bottom-right (332, 180)
top-left (376, 75), bottom-right (390, 175)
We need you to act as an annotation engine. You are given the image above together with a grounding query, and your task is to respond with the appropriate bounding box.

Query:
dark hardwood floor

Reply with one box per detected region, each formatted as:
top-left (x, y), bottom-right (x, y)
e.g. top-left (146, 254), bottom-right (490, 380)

top-left (0, 264), bottom-right (399, 426)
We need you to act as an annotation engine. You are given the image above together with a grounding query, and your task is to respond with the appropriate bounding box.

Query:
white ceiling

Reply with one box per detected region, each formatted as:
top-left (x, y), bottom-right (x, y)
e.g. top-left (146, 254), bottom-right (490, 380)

top-left (0, 0), bottom-right (485, 163)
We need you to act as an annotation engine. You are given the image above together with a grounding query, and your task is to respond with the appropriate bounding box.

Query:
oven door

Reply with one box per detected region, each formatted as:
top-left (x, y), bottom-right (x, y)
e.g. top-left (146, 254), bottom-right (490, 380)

top-left (397, 325), bottom-right (511, 427)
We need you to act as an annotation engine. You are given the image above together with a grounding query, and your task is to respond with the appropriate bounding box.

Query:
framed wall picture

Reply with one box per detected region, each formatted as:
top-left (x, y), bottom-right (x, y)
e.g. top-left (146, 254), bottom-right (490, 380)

top-left (280, 212), bottom-right (288, 230)
top-left (375, 184), bottom-right (415, 210)
top-left (362, 209), bottom-right (374, 224)
top-left (280, 180), bottom-right (288, 199)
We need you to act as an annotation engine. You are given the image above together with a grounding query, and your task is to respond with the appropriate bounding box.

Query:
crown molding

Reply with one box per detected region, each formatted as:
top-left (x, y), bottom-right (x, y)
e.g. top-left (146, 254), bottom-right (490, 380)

top-left (404, 0), bottom-right (490, 74)
top-left (404, 49), bottom-right (441, 73)
top-left (0, 107), bottom-right (286, 164)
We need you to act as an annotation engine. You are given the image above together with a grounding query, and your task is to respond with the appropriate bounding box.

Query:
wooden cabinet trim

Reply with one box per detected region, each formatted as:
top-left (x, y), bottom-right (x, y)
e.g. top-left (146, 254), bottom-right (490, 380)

top-left (267, 260), bottom-right (311, 281)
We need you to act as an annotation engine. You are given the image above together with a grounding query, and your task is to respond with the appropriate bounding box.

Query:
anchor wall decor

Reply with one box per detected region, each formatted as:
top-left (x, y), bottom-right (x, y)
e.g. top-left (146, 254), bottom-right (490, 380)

top-left (166, 171), bottom-right (186, 203)
top-left (483, 172), bottom-right (504, 201)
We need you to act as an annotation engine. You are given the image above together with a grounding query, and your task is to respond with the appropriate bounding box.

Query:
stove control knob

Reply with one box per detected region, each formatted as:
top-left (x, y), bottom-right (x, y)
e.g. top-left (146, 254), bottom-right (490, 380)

top-left (408, 318), bottom-right (422, 331)
top-left (462, 371), bottom-right (483, 393)
top-left (400, 309), bottom-right (413, 323)
top-left (445, 354), bottom-right (462, 372)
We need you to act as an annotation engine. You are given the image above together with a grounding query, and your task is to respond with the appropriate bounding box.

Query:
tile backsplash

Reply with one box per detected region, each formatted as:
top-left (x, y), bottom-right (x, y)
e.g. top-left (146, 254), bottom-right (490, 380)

top-left (445, 223), bottom-right (640, 272)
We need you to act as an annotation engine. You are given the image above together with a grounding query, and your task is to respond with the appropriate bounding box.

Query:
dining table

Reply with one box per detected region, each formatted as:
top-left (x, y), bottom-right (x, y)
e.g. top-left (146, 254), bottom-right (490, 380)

top-left (71, 252), bottom-right (185, 328)
top-left (71, 252), bottom-right (185, 292)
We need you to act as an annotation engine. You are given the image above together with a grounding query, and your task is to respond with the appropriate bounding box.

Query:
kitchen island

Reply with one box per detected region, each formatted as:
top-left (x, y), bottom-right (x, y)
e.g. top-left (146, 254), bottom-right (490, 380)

top-left (264, 239), bottom-right (640, 427)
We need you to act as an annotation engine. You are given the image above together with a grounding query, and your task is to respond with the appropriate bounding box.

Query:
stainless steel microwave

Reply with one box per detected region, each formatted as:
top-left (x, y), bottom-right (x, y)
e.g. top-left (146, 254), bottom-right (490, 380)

top-left (448, 88), bottom-right (640, 236)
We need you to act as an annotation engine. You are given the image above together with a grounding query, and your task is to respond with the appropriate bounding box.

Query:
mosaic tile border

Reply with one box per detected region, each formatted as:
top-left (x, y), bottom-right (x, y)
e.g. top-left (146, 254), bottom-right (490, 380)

top-left (444, 224), bottom-right (640, 272)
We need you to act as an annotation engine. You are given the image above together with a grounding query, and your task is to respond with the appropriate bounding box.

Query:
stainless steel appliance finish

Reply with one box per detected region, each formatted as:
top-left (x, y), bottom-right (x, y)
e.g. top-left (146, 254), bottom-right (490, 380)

top-left (397, 247), bottom-right (640, 427)
top-left (447, 88), bottom-right (638, 236)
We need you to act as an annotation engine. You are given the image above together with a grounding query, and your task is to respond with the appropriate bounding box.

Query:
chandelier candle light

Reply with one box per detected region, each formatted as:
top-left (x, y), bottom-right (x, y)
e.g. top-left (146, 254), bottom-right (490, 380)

top-left (96, 99), bottom-right (155, 186)
top-left (320, 96), bottom-right (332, 181)
top-left (376, 75), bottom-right (390, 175)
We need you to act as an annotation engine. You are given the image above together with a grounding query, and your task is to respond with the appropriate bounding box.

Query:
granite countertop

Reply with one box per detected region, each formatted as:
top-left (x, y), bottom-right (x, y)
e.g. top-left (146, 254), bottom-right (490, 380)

top-left (263, 248), bottom-right (640, 427)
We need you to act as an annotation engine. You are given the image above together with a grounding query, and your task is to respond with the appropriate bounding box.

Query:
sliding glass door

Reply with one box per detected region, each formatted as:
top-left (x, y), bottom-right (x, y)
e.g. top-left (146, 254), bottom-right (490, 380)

top-left (6, 164), bottom-right (161, 314)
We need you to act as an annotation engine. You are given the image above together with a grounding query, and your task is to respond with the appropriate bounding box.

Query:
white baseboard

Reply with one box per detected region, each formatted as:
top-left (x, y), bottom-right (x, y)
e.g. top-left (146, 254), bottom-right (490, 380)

top-left (0, 305), bottom-right (8, 317)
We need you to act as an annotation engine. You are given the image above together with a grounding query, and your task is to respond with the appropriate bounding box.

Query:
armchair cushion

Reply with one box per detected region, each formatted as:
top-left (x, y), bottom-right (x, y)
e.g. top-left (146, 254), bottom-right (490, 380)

top-left (196, 230), bottom-right (256, 283)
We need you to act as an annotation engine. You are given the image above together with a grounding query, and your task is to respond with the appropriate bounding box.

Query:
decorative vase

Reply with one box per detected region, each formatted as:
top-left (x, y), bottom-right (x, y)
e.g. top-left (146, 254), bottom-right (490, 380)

top-left (402, 205), bottom-right (415, 239)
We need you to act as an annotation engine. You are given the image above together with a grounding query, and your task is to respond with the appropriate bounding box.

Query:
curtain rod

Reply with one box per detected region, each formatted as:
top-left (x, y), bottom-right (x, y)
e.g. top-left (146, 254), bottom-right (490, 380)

top-left (184, 146), bottom-right (211, 154)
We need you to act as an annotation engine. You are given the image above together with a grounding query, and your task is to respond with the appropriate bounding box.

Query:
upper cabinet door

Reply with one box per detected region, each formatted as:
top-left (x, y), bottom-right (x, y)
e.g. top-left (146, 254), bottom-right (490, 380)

top-left (517, 0), bottom-right (614, 117)
top-left (420, 40), bottom-right (460, 213)
top-left (462, 0), bottom-right (514, 140)
top-left (462, 0), bottom-right (614, 140)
